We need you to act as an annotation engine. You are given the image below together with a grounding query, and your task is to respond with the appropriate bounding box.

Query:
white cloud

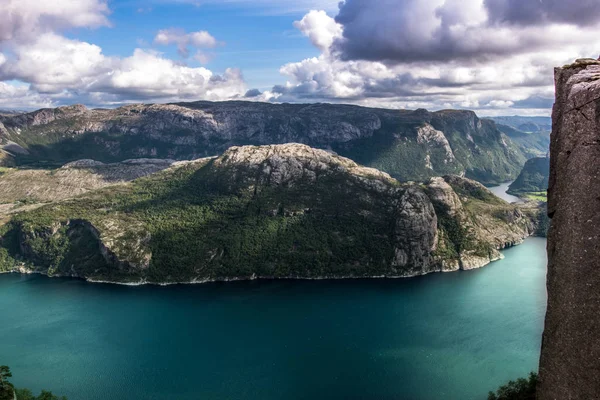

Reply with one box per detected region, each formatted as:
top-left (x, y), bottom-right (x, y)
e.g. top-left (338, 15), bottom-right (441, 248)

top-left (0, 82), bottom-right (55, 109)
top-left (0, 0), bottom-right (110, 43)
top-left (271, 5), bottom-right (600, 115)
top-left (293, 10), bottom-right (342, 52)
top-left (154, 28), bottom-right (219, 57)
top-left (89, 49), bottom-right (245, 101)
top-left (0, 36), bottom-right (245, 104)
top-left (0, 1), bottom-right (246, 106)
top-left (0, 33), bottom-right (110, 93)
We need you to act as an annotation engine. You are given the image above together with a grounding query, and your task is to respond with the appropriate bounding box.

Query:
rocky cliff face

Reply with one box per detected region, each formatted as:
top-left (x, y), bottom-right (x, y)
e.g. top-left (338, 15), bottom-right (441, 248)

top-left (0, 101), bottom-right (526, 184)
top-left (0, 144), bottom-right (537, 284)
top-left (538, 58), bottom-right (600, 399)
top-left (507, 156), bottom-right (549, 195)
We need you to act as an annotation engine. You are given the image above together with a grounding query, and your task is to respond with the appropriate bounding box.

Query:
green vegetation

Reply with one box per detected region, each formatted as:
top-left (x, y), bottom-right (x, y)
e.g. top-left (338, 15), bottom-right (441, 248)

top-left (0, 145), bottom-right (542, 283)
top-left (0, 366), bottom-right (66, 400)
top-left (14, 389), bottom-right (67, 400)
top-left (1, 102), bottom-right (526, 185)
top-left (0, 156), bottom-right (416, 282)
top-left (487, 372), bottom-right (538, 400)
top-left (524, 192), bottom-right (547, 202)
top-left (508, 157), bottom-right (549, 197)
top-left (489, 116), bottom-right (551, 159)
top-left (0, 366), bottom-right (13, 400)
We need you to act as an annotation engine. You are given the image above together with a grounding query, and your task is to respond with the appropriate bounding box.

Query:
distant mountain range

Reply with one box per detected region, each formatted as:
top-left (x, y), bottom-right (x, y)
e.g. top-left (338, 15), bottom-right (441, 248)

top-left (0, 101), bottom-right (534, 185)
top-left (489, 116), bottom-right (551, 158)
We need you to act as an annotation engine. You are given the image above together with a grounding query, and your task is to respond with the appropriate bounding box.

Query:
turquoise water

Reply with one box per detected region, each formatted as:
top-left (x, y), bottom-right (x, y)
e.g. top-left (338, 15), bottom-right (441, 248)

top-left (0, 238), bottom-right (547, 400)
top-left (487, 182), bottom-right (522, 203)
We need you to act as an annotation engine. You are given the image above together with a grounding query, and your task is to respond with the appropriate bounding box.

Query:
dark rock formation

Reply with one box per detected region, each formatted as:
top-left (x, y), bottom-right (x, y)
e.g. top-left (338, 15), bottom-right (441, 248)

top-left (0, 101), bottom-right (526, 184)
top-left (538, 58), bottom-right (600, 399)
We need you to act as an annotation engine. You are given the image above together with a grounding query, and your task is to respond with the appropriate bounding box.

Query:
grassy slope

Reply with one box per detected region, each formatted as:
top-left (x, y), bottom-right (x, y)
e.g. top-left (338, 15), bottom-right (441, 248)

top-left (0, 158), bottom-right (413, 282)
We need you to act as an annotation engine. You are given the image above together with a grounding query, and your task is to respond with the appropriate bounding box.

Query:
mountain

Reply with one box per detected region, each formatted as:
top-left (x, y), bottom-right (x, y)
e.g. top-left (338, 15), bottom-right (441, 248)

top-left (489, 116), bottom-right (552, 133)
top-left (538, 58), bottom-right (600, 399)
top-left (488, 116), bottom-right (551, 158)
top-left (508, 157), bottom-right (549, 200)
top-left (0, 101), bottom-right (526, 185)
top-left (0, 144), bottom-right (542, 284)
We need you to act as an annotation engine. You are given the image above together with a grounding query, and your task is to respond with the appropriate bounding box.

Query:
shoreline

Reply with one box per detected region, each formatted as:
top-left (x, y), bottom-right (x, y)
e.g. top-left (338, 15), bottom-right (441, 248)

top-left (0, 239), bottom-right (532, 287)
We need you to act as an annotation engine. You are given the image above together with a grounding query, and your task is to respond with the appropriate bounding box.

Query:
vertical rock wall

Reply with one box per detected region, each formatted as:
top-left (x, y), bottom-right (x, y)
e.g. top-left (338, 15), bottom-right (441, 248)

top-left (538, 58), bottom-right (600, 398)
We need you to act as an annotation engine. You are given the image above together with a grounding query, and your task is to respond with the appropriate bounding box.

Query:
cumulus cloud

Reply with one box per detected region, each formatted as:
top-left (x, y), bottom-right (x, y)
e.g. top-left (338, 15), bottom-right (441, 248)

top-left (0, 36), bottom-right (246, 104)
top-left (269, 1), bottom-right (600, 115)
top-left (0, 0), bottom-right (110, 44)
top-left (0, 82), bottom-right (55, 109)
top-left (485, 0), bottom-right (600, 26)
top-left (154, 28), bottom-right (219, 57)
top-left (0, 2), bottom-right (246, 107)
top-left (89, 49), bottom-right (245, 101)
top-left (332, 0), bottom-right (600, 64)
top-left (293, 10), bottom-right (342, 52)
top-left (0, 33), bottom-right (110, 93)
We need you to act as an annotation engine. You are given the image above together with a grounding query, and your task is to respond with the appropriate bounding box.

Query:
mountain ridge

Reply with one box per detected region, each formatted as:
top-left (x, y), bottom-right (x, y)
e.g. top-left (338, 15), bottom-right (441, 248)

top-left (0, 143), bottom-right (543, 284)
top-left (0, 100), bottom-right (527, 185)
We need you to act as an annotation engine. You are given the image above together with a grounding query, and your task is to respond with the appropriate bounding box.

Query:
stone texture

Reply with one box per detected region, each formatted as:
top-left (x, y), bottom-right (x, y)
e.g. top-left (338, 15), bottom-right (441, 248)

top-left (538, 58), bottom-right (600, 399)
top-left (0, 100), bottom-right (526, 184)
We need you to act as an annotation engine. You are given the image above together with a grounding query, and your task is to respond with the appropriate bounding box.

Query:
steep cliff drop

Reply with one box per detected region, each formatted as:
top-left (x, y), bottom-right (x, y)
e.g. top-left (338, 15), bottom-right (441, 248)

top-left (538, 58), bottom-right (600, 398)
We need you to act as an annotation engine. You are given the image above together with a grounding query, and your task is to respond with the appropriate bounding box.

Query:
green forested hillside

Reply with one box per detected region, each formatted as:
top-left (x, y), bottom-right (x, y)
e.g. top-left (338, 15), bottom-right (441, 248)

top-left (0, 144), bottom-right (541, 284)
top-left (508, 157), bottom-right (549, 199)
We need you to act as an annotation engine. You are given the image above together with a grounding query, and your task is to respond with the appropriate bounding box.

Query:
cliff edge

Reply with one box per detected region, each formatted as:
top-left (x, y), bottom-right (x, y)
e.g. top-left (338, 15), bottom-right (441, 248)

top-left (0, 143), bottom-right (538, 284)
top-left (538, 58), bottom-right (600, 398)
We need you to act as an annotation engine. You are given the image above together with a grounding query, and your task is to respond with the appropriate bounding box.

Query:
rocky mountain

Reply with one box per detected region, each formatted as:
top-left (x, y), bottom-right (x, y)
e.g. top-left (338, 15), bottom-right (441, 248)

top-left (539, 58), bottom-right (600, 399)
top-left (508, 156), bottom-right (549, 198)
top-left (0, 101), bottom-right (526, 185)
top-left (489, 116), bottom-right (552, 133)
top-left (0, 158), bottom-right (187, 224)
top-left (0, 144), bottom-right (542, 284)
top-left (489, 116), bottom-right (551, 158)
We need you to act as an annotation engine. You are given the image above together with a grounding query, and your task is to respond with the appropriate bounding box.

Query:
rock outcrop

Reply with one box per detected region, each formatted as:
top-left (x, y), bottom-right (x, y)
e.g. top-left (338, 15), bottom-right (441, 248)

top-left (0, 101), bottom-right (526, 184)
top-left (507, 156), bottom-right (549, 196)
top-left (538, 58), bottom-right (600, 399)
top-left (0, 144), bottom-right (538, 284)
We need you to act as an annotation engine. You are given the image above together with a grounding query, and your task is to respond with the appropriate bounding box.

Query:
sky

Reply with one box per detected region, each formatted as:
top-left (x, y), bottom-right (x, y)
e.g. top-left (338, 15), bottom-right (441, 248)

top-left (0, 0), bottom-right (599, 116)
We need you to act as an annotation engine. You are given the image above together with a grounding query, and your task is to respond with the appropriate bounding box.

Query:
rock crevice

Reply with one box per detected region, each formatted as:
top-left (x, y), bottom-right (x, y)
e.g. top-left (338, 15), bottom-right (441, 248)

top-left (538, 58), bottom-right (600, 399)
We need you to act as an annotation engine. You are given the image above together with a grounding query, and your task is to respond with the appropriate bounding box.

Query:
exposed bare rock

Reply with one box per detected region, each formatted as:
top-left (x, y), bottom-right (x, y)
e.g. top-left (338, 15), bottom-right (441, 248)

top-left (0, 158), bottom-right (183, 209)
top-left (538, 58), bottom-right (600, 399)
top-left (0, 144), bottom-right (539, 284)
top-left (0, 101), bottom-right (526, 185)
top-left (62, 159), bottom-right (106, 168)
top-left (425, 177), bottom-right (463, 216)
top-left (2, 141), bottom-right (28, 155)
top-left (417, 123), bottom-right (456, 163)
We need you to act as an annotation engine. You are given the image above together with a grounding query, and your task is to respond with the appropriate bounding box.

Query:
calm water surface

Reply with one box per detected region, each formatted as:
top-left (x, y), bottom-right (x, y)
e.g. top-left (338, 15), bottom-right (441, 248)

top-left (0, 238), bottom-right (547, 400)
top-left (487, 181), bottom-right (522, 203)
